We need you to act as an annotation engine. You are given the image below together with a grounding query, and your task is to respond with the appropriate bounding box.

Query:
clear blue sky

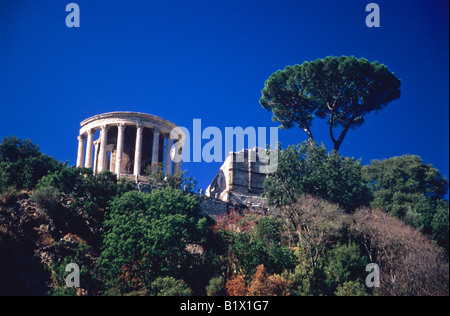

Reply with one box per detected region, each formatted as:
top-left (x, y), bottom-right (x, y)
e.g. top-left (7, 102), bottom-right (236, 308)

top-left (0, 0), bottom-right (448, 192)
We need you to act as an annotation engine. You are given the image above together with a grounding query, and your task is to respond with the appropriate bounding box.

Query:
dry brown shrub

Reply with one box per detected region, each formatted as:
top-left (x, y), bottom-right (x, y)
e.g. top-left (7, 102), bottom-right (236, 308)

top-left (281, 194), bottom-right (350, 267)
top-left (352, 207), bottom-right (449, 296)
top-left (226, 265), bottom-right (290, 296)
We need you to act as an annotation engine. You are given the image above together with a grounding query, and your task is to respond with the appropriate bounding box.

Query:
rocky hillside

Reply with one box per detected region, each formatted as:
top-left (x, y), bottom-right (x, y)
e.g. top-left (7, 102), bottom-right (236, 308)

top-left (0, 191), bottom-right (99, 296)
top-left (1, 137), bottom-right (448, 296)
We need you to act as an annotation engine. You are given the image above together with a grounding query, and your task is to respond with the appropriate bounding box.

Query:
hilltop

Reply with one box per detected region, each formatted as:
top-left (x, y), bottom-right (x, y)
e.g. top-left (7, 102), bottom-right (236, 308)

top-left (0, 136), bottom-right (449, 296)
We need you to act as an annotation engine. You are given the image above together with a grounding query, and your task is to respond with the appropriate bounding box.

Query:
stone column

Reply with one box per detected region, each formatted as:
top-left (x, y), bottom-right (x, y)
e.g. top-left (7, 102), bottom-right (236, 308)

top-left (173, 140), bottom-right (183, 175)
top-left (115, 123), bottom-right (125, 179)
top-left (106, 145), bottom-right (114, 172)
top-left (98, 125), bottom-right (108, 173)
top-left (84, 129), bottom-right (95, 168)
top-left (164, 136), bottom-right (172, 176)
top-left (151, 127), bottom-right (160, 165)
top-left (93, 139), bottom-right (100, 174)
top-left (133, 124), bottom-right (144, 177)
top-left (76, 134), bottom-right (86, 168)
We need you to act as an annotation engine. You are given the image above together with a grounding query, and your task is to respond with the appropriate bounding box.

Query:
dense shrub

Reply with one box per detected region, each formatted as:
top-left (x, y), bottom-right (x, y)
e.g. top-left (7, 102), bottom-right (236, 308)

top-left (97, 187), bottom-right (214, 295)
top-left (0, 136), bottom-right (64, 192)
top-left (30, 186), bottom-right (61, 211)
top-left (363, 155), bottom-right (449, 252)
top-left (144, 163), bottom-right (198, 193)
top-left (317, 242), bottom-right (369, 296)
top-left (206, 276), bottom-right (225, 296)
top-left (1, 136), bottom-right (447, 297)
top-left (150, 277), bottom-right (193, 296)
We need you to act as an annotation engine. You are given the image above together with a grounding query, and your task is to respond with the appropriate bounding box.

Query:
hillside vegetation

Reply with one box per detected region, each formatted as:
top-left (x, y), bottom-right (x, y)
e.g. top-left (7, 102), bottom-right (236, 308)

top-left (0, 136), bottom-right (448, 296)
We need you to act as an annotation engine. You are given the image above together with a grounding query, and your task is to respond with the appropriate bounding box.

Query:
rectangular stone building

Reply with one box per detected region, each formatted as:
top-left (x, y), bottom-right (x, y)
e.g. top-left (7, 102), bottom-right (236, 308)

top-left (205, 148), bottom-right (268, 208)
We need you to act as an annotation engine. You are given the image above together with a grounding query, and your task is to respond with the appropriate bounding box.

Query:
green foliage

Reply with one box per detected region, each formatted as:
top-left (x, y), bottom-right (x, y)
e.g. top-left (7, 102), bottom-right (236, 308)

top-left (263, 141), bottom-right (371, 211)
top-left (254, 216), bottom-right (284, 245)
top-left (283, 260), bottom-right (314, 296)
top-left (2, 135), bottom-right (447, 296)
top-left (206, 276), bottom-right (225, 296)
top-left (37, 167), bottom-right (133, 217)
top-left (317, 242), bottom-right (369, 296)
top-left (98, 187), bottom-right (213, 295)
top-left (36, 167), bottom-right (135, 251)
top-left (144, 163), bottom-right (198, 193)
top-left (260, 56), bottom-right (401, 151)
top-left (30, 185), bottom-right (61, 211)
top-left (0, 136), bottom-right (64, 192)
top-left (432, 200), bottom-right (449, 252)
top-left (334, 281), bottom-right (368, 296)
top-left (363, 155), bottom-right (449, 251)
top-left (150, 277), bottom-right (193, 296)
top-left (224, 216), bottom-right (297, 278)
top-left (48, 242), bottom-right (97, 296)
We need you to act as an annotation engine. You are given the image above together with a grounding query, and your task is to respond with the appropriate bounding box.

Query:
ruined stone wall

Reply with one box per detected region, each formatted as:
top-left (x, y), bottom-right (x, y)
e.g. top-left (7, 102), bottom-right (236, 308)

top-left (129, 147), bottom-right (272, 216)
top-left (206, 148), bottom-right (269, 209)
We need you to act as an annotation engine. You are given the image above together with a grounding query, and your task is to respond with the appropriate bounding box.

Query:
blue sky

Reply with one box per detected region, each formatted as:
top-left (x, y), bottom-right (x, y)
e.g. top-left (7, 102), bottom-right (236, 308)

top-left (0, 0), bottom-right (448, 192)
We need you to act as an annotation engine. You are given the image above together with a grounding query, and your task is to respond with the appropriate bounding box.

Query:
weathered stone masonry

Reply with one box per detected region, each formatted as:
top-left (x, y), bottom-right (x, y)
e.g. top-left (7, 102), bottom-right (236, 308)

top-left (76, 112), bottom-right (185, 181)
top-left (205, 148), bottom-right (268, 209)
top-left (76, 112), bottom-right (270, 215)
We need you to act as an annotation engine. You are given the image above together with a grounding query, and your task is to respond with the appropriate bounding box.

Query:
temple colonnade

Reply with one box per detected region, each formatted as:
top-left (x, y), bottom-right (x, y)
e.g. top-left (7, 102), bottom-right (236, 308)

top-left (76, 112), bottom-right (184, 180)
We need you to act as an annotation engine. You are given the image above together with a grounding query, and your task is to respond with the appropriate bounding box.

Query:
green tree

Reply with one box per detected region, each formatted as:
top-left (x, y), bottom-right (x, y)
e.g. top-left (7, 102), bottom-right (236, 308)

top-left (30, 185), bottom-right (61, 211)
top-left (253, 216), bottom-right (284, 246)
top-left (206, 276), bottom-right (225, 296)
top-left (260, 56), bottom-right (401, 151)
top-left (334, 281), bottom-right (368, 296)
top-left (37, 167), bottom-right (134, 248)
top-left (317, 242), bottom-right (369, 296)
top-left (0, 136), bottom-right (64, 192)
top-left (362, 155), bottom-right (449, 251)
top-left (226, 217), bottom-right (297, 277)
top-left (144, 163), bottom-right (198, 193)
top-left (263, 141), bottom-right (370, 211)
top-left (283, 259), bottom-right (314, 296)
top-left (48, 242), bottom-right (99, 296)
top-left (98, 187), bottom-right (214, 295)
top-left (37, 167), bottom-right (133, 216)
top-left (150, 277), bottom-right (193, 296)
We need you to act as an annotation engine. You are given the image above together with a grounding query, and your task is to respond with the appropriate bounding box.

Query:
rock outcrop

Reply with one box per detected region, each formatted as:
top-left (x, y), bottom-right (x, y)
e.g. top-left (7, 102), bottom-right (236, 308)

top-left (0, 192), bottom-right (98, 296)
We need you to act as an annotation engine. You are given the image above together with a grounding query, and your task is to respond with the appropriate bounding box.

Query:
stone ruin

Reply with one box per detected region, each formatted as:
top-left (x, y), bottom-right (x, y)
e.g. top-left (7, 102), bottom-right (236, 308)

top-left (76, 112), bottom-right (185, 182)
top-left (76, 112), bottom-right (269, 215)
top-left (205, 147), bottom-right (269, 210)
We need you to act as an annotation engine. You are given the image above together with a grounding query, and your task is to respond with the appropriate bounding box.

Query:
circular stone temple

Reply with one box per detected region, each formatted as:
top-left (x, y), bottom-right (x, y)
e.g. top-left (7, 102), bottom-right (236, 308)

top-left (76, 112), bottom-right (185, 180)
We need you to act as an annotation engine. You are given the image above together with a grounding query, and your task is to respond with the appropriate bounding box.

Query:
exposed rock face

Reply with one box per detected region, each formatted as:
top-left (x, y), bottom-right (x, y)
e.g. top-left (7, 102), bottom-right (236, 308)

top-left (205, 148), bottom-right (268, 210)
top-left (0, 193), bottom-right (98, 296)
top-left (0, 193), bottom-right (53, 295)
top-left (0, 147), bottom-right (271, 295)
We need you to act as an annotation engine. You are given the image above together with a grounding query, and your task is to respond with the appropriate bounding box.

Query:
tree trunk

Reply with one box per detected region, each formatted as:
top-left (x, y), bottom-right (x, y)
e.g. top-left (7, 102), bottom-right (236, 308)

top-left (303, 128), bottom-right (315, 146)
top-left (333, 124), bottom-right (352, 151)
